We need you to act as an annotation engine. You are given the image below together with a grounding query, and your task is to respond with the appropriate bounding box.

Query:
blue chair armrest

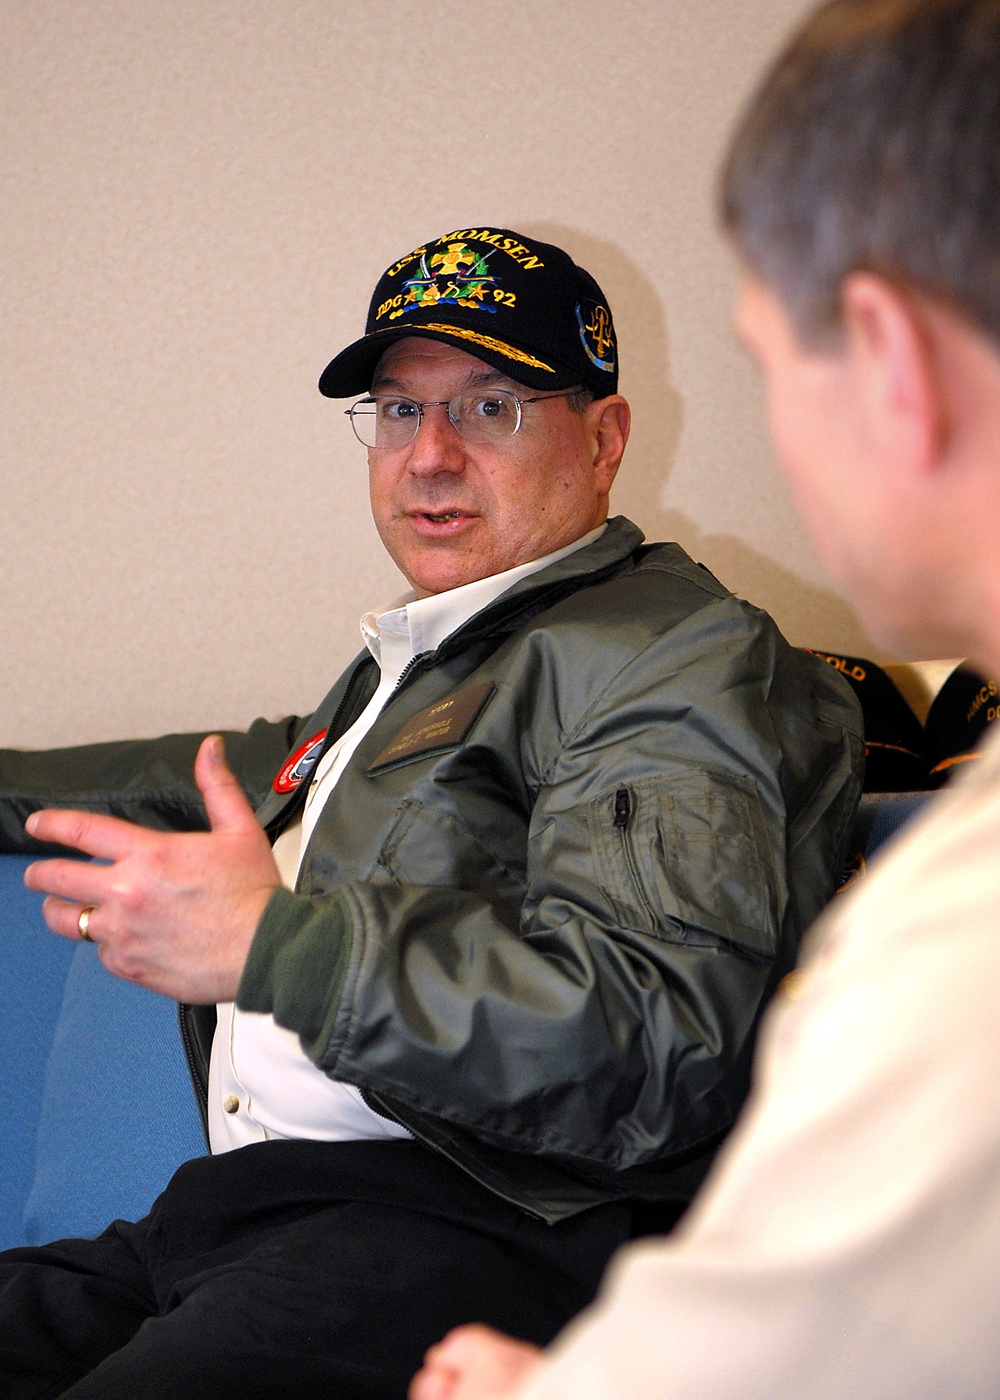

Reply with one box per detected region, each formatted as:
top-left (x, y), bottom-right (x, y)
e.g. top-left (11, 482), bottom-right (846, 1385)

top-left (852, 790), bottom-right (929, 861)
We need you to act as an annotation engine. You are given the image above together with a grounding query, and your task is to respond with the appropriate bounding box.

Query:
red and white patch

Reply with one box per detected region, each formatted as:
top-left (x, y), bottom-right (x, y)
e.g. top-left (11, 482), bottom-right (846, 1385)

top-left (273, 730), bottom-right (327, 793)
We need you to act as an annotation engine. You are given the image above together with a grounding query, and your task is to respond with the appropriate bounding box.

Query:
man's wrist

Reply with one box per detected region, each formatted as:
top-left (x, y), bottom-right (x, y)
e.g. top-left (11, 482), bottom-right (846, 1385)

top-left (236, 886), bottom-right (354, 1055)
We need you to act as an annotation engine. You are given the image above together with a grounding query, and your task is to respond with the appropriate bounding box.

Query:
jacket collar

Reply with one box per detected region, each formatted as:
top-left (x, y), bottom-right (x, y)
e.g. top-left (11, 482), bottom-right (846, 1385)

top-left (423, 514), bottom-right (646, 657)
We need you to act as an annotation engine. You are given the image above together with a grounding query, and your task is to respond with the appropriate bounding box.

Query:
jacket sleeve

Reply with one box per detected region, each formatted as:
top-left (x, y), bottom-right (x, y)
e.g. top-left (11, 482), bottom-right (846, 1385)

top-left (0, 717), bottom-right (305, 852)
top-left (238, 593), bottom-right (863, 1181)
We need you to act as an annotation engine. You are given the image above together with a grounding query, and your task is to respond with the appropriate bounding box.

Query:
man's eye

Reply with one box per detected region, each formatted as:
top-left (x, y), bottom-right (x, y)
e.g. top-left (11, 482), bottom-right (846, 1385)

top-left (465, 394), bottom-right (514, 422)
top-left (380, 399), bottom-right (418, 422)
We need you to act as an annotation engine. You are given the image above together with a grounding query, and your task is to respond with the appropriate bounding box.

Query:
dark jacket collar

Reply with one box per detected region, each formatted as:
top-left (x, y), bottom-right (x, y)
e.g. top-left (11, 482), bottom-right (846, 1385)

top-left (428, 515), bottom-right (646, 656)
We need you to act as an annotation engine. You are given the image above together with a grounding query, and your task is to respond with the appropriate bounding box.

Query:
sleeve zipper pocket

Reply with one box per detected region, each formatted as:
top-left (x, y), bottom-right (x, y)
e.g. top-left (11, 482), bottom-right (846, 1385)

top-left (612, 785), bottom-right (660, 928)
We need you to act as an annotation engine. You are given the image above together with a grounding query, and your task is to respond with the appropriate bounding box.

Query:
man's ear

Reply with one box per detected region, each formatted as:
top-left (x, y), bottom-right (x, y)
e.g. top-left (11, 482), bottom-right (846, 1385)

top-left (840, 272), bottom-right (949, 476)
top-left (586, 395), bottom-right (631, 493)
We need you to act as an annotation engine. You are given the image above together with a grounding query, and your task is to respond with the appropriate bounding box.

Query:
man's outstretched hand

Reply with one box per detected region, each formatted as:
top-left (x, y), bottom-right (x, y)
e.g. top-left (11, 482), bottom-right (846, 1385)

top-left (23, 734), bottom-right (281, 1003)
top-left (409, 1326), bottom-right (544, 1400)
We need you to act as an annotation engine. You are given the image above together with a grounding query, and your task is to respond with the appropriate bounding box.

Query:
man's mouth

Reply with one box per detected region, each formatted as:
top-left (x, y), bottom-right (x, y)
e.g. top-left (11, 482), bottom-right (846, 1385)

top-left (403, 507), bottom-right (475, 534)
top-left (419, 510), bottom-right (462, 523)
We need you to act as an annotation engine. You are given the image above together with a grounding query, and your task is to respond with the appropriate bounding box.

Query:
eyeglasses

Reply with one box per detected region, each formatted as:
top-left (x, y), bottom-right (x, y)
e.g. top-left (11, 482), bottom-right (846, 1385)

top-left (344, 387), bottom-right (582, 450)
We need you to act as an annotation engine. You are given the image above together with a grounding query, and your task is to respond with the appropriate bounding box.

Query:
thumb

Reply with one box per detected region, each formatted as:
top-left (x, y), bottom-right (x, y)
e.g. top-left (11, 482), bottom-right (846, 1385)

top-left (195, 735), bottom-right (258, 834)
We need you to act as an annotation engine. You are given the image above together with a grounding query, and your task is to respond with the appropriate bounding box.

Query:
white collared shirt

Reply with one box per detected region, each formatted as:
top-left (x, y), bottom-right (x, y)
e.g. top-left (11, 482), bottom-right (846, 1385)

top-left (208, 525), bottom-right (606, 1153)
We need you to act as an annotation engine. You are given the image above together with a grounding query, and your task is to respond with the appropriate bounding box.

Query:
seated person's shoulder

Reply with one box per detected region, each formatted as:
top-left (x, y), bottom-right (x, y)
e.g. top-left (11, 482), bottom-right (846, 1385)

top-left (541, 537), bottom-right (781, 663)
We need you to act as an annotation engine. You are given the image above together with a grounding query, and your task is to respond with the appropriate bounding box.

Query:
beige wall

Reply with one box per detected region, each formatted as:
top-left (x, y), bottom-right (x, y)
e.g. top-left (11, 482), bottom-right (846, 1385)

top-left (3, 0), bottom-right (882, 751)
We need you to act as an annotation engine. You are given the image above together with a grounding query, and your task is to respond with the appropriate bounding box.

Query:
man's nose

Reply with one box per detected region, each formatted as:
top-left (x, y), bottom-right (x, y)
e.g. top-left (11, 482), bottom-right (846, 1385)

top-left (405, 403), bottom-right (467, 476)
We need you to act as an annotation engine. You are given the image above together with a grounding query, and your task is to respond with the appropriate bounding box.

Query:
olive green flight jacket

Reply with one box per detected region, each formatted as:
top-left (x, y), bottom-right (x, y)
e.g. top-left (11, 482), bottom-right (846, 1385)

top-left (0, 519), bottom-right (864, 1222)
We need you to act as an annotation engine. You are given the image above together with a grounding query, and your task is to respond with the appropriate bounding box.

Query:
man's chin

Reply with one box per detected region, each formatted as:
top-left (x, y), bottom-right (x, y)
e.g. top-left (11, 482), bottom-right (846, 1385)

top-left (403, 550), bottom-right (495, 599)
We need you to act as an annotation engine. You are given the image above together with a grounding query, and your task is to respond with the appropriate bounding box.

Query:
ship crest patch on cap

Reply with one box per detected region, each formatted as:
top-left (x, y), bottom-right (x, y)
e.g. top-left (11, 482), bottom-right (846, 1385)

top-left (380, 244), bottom-right (503, 323)
top-left (576, 300), bottom-right (616, 374)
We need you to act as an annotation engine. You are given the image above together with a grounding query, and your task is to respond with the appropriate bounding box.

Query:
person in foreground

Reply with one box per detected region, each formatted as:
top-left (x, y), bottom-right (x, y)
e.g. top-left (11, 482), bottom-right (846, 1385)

top-left (410, 3), bottom-right (1000, 1398)
top-left (0, 228), bottom-right (861, 1397)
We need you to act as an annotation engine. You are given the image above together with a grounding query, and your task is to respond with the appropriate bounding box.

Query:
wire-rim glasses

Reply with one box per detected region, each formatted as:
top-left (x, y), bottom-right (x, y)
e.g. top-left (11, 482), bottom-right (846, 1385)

top-left (344, 387), bottom-right (582, 450)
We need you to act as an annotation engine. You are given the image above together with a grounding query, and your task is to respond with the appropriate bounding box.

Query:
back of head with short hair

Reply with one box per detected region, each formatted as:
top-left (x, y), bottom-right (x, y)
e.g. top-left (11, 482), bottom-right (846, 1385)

top-left (720, 0), bottom-right (1000, 348)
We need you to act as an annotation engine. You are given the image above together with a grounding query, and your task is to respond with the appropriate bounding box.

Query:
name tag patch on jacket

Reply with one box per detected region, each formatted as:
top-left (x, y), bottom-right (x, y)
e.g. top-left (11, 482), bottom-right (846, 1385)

top-left (368, 682), bottom-right (496, 772)
top-left (273, 730), bottom-right (327, 793)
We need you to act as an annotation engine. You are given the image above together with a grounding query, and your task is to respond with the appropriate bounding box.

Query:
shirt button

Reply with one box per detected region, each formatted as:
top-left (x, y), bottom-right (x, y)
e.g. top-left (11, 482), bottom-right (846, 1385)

top-left (223, 1094), bottom-right (240, 1114)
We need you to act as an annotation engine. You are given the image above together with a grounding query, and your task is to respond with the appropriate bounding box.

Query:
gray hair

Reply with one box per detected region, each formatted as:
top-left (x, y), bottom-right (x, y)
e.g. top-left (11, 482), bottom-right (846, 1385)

top-left (720, 0), bottom-right (1000, 348)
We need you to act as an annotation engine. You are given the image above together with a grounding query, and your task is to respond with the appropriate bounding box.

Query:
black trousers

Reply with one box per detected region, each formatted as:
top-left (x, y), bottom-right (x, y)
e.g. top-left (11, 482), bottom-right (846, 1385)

top-left (0, 1139), bottom-right (630, 1400)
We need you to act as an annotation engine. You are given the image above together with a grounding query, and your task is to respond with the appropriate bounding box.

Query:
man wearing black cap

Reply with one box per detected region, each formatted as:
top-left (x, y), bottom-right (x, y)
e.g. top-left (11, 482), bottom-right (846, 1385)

top-left (0, 227), bottom-right (861, 1398)
top-left (317, 228), bottom-right (631, 595)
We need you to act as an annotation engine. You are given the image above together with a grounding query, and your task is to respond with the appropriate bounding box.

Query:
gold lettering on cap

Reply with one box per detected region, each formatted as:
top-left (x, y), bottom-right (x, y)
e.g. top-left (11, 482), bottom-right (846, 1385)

top-left (435, 230), bottom-right (544, 269)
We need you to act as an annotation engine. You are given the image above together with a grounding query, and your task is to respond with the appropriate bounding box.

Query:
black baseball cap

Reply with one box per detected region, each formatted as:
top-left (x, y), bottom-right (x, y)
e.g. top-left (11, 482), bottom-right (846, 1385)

top-left (925, 663), bottom-right (998, 786)
top-left (318, 226), bottom-right (619, 399)
top-left (806, 650), bottom-right (929, 791)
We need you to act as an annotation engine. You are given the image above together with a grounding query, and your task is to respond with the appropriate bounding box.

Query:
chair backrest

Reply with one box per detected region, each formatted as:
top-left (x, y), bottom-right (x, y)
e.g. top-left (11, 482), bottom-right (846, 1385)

top-left (838, 792), bottom-right (930, 893)
top-left (0, 854), bottom-right (205, 1249)
top-left (0, 856), bottom-right (76, 1249)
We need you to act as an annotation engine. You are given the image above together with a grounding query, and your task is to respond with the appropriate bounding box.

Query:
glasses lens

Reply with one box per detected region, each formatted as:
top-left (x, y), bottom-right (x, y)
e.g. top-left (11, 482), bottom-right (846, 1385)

top-left (349, 391), bottom-right (524, 448)
top-left (349, 397), bottom-right (421, 449)
top-left (451, 390), bottom-right (520, 443)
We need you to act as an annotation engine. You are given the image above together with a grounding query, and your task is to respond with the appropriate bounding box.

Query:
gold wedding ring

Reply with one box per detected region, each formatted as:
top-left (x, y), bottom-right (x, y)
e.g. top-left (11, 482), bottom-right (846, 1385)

top-left (77, 905), bottom-right (97, 942)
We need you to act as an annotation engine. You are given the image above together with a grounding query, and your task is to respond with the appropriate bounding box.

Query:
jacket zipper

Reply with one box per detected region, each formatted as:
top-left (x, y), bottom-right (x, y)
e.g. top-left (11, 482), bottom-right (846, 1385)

top-left (385, 650), bottom-right (431, 702)
top-left (312, 659), bottom-right (381, 773)
top-left (177, 1003), bottom-right (212, 1143)
top-left (613, 785), bottom-right (659, 928)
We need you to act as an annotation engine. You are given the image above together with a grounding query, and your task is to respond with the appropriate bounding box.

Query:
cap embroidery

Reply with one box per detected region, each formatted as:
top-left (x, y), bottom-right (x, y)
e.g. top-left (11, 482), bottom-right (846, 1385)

top-left (429, 243), bottom-right (479, 276)
top-left (576, 301), bottom-right (616, 373)
top-left (416, 323), bottom-right (555, 372)
top-left (381, 245), bottom-right (501, 323)
top-left (435, 230), bottom-right (545, 269)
